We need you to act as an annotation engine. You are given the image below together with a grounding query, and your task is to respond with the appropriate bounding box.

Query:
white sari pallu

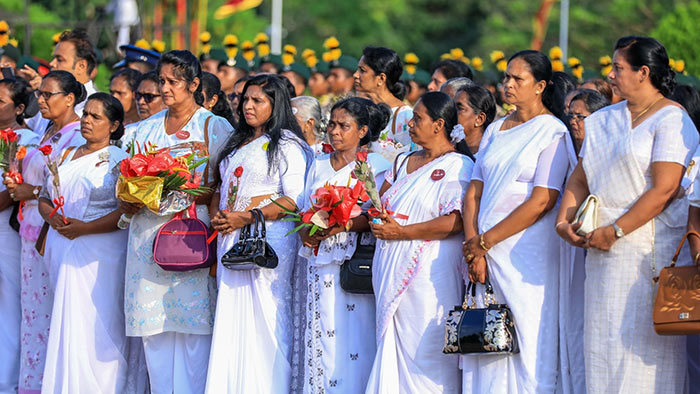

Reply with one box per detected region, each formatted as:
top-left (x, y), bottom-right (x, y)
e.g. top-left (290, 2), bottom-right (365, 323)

top-left (581, 102), bottom-right (698, 394)
top-left (41, 146), bottom-right (139, 394)
top-left (462, 115), bottom-right (575, 394)
top-left (365, 152), bottom-right (473, 394)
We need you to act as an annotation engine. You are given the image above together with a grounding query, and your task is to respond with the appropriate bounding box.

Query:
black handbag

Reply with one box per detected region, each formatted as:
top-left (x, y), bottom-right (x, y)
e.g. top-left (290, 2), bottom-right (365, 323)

top-left (443, 279), bottom-right (519, 354)
top-left (340, 234), bottom-right (375, 294)
top-left (221, 208), bottom-right (278, 270)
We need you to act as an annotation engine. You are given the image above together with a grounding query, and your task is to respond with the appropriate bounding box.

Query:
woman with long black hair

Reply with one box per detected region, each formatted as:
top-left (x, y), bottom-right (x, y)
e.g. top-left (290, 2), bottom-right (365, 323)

top-left (205, 74), bottom-right (311, 393)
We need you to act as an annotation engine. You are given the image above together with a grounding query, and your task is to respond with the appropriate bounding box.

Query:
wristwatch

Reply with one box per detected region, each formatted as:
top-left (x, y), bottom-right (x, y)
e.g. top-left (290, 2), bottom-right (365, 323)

top-left (32, 186), bottom-right (40, 198)
top-left (612, 222), bottom-right (625, 238)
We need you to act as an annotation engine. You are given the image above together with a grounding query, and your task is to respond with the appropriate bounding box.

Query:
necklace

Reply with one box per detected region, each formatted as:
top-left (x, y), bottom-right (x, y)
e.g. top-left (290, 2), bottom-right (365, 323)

top-left (631, 96), bottom-right (664, 124)
top-left (164, 105), bottom-right (199, 135)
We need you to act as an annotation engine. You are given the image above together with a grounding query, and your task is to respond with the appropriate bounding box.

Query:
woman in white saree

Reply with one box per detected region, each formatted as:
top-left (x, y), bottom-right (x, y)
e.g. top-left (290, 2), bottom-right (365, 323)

top-left (462, 50), bottom-right (576, 393)
top-left (4, 71), bottom-right (86, 394)
top-left (38, 94), bottom-right (134, 393)
top-left (557, 36), bottom-right (698, 394)
top-left (206, 75), bottom-right (311, 394)
top-left (366, 91), bottom-right (473, 394)
top-left (297, 97), bottom-right (391, 394)
top-left (0, 77), bottom-right (39, 394)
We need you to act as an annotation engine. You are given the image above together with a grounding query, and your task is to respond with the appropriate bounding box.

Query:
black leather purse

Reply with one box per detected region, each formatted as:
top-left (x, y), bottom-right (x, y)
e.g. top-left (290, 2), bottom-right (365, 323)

top-left (443, 279), bottom-right (519, 354)
top-left (340, 234), bottom-right (375, 294)
top-left (221, 208), bottom-right (278, 270)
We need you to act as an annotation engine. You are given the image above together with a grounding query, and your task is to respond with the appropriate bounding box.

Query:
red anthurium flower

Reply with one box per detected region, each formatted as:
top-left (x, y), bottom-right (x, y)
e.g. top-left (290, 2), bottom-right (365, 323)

top-left (38, 145), bottom-right (52, 156)
top-left (146, 152), bottom-right (177, 175)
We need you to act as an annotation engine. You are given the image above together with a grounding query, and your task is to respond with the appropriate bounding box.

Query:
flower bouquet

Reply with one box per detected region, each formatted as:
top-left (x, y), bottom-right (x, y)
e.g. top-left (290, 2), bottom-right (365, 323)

top-left (116, 141), bottom-right (212, 228)
top-left (274, 180), bottom-right (369, 238)
top-left (0, 128), bottom-right (19, 171)
top-left (372, 131), bottom-right (407, 163)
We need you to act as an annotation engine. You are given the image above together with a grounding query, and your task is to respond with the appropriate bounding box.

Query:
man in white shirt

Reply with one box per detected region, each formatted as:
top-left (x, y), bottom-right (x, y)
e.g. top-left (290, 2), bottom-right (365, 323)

top-left (27, 30), bottom-right (98, 132)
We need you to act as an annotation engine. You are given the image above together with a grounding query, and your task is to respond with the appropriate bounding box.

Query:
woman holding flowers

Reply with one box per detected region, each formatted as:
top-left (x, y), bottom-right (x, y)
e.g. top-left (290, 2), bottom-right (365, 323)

top-left (120, 50), bottom-right (233, 394)
top-left (38, 93), bottom-right (140, 393)
top-left (365, 91), bottom-right (473, 393)
top-left (205, 74), bottom-right (311, 394)
top-left (297, 97), bottom-right (391, 394)
top-left (4, 70), bottom-right (86, 394)
top-left (0, 77), bottom-right (38, 394)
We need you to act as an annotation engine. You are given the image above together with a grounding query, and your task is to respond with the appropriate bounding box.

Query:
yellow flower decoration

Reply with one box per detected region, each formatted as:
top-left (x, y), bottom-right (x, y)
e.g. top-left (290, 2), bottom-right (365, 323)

top-left (242, 41), bottom-right (256, 62)
top-left (404, 53), bottom-right (419, 75)
top-left (52, 32), bottom-right (62, 45)
top-left (675, 59), bottom-right (685, 73)
top-left (199, 31), bottom-right (211, 44)
top-left (440, 53), bottom-right (451, 60)
top-left (135, 39), bottom-right (152, 50)
top-left (669, 58), bottom-right (676, 69)
top-left (322, 51), bottom-right (334, 62)
top-left (302, 49), bottom-right (315, 60)
top-left (282, 44), bottom-right (297, 66)
top-left (496, 59), bottom-right (507, 72)
top-left (305, 54), bottom-right (319, 69)
top-left (323, 36), bottom-right (339, 50)
top-left (490, 50), bottom-right (505, 64)
top-left (599, 55), bottom-right (612, 77)
top-left (472, 57), bottom-right (484, 71)
top-left (8, 38), bottom-right (17, 47)
top-left (552, 59), bottom-right (565, 72)
top-left (224, 34), bottom-right (238, 59)
top-left (568, 57), bottom-right (583, 80)
top-left (450, 48), bottom-right (465, 60)
top-left (151, 40), bottom-right (166, 53)
top-left (549, 46), bottom-right (562, 61)
top-left (255, 33), bottom-right (270, 58)
top-left (0, 21), bottom-right (9, 46)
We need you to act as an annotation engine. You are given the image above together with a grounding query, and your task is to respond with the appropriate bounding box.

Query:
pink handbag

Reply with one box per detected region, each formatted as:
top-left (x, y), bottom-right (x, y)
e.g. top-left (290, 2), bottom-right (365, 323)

top-left (153, 204), bottom-right (217, 271)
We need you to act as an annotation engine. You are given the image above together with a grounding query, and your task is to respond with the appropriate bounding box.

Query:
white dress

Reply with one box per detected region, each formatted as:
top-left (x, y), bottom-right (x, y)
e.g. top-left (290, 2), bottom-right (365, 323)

top-left (298, 153), bottom-right (389, 394)
top-left (0, 128), bottom-right (38, 394)
top-left (205, 131), bottom-right (310, 394)
top-left (40, 146), bottom-right (135, 393)
top-left (365, 151), bottom-right (473, 394)
top-left (581, 102), bottom-right (698, 393)
top-left (18, 122), bottom-right (84, 394)
top-left (461, 115), bottom-right (576, 394)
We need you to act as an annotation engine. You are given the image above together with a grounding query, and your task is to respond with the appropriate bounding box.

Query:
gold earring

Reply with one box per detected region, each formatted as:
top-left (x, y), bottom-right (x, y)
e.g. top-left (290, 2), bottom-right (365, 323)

top-left (536, 91), bottom-right (540, 95)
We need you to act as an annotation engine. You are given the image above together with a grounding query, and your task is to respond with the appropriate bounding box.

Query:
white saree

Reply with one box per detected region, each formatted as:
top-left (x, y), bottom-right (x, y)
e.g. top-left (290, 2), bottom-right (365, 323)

top-left (365, 152), bottom-right (473, 394)
top-left (581, 102), bottom-right (698, 393)
top-left (461, 115), bottom-right (576, 394)
top-left (18, 122), bottom-right (84, 394)
top-left (298, 153), bottom-right (389, 394)
top-left (205, 131), bottom-right (310, 394)
top-left (40, 146), bottom-right (140, 393)
top-left (0, 128), bottom-right (38, 394)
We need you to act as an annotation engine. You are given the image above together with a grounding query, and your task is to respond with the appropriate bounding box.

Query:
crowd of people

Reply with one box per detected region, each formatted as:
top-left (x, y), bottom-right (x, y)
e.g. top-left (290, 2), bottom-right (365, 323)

top-left (0, 26), bottom-right (699, 394)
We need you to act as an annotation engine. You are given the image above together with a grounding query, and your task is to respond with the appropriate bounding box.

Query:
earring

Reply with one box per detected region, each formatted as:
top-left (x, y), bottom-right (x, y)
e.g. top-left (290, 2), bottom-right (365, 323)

top-left (535, 91), bottom-right (540, 95)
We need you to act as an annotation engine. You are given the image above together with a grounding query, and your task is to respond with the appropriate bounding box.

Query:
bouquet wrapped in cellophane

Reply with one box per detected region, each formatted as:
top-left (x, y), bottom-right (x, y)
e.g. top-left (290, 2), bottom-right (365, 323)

top-left (116, 141), bottom-right (212, 228)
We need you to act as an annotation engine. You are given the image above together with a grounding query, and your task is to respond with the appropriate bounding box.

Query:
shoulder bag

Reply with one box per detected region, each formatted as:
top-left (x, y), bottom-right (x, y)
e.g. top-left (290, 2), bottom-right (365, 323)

top-left (152, 203), bottom-right (217, 271)
top-left (221, 208), bottom-right (278, 270)
top-left (443, 279), bottom-right (519, 354)
top-left (653, 231), bottom-right (700, 335)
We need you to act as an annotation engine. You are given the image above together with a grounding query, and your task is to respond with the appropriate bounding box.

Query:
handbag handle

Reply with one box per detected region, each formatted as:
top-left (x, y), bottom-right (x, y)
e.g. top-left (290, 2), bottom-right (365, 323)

top-left (253, 208), bottom-right (266, 239)
top-left (670, 230), bottom-right (700, 267)
top-left (238, 212), bottom-right (253, 243)
top-left (250, 209), bottom-right (261, 240)
top-left (174, 203), bottom-right (198, 220)
top-left (464, 279), bottom-right (499, 310)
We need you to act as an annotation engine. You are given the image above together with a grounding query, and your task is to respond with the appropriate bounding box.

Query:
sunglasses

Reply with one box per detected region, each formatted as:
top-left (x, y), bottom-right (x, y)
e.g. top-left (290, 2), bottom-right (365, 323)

top-left (35, 90), bottom-right (67, 100)
top-left (136, 92), bottom-right (161, 103)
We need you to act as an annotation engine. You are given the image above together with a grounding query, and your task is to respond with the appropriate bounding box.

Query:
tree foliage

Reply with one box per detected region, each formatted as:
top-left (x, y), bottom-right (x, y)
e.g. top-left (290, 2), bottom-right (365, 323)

top-left (651, 1), bottom-right (700, 77)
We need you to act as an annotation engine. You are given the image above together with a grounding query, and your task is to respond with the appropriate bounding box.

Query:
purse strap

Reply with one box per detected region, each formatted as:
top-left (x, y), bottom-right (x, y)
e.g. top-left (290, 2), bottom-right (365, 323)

top-left (253, 208), bottom-right (266, 239)
top-left (203, 115), bottom-right (212, 184)
top-left (670, 231), bottom-right (700, 268)
top-left (464, 279), bottom-right (499, 310)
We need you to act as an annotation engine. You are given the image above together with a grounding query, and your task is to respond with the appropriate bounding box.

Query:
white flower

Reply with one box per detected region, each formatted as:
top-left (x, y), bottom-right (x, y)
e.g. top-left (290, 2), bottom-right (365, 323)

top-left (450, 124), bottom-right (465, 144)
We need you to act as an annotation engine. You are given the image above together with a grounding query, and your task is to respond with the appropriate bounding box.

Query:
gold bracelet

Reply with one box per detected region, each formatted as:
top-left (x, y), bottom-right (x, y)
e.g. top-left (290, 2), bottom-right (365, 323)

top-left (479, 234), bottom-right (490, 251)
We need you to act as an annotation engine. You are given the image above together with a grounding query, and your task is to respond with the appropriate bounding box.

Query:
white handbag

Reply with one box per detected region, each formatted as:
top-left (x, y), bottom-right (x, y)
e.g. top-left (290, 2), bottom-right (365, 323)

top-left (572, 194), bottom-right (599, 235)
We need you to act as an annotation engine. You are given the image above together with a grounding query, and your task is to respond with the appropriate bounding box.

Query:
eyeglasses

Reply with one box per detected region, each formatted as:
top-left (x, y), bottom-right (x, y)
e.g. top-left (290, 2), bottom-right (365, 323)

top-left (567, 113), bottom-right (587, 122)
top-left (34, 90), bottom-right (67, 100)
top-left (135, 92), bottom-right (161, 103)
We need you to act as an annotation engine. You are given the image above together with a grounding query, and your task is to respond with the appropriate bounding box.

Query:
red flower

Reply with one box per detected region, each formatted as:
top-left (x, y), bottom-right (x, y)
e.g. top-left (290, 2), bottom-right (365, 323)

top-left (322, 143), bottom-right (335, 153)
top-left (356, 151), bottom-right (368, 162)
top-left (146, 151), bottom-right (178, 176)
top-left (38, 145), bottom-right (52, 156)
top-left (234, 166), bottom-right (244, 178)
top-left (182, 173), bottom-right (202, 189)
top-left (5, 130), bottom-right (17, 143)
